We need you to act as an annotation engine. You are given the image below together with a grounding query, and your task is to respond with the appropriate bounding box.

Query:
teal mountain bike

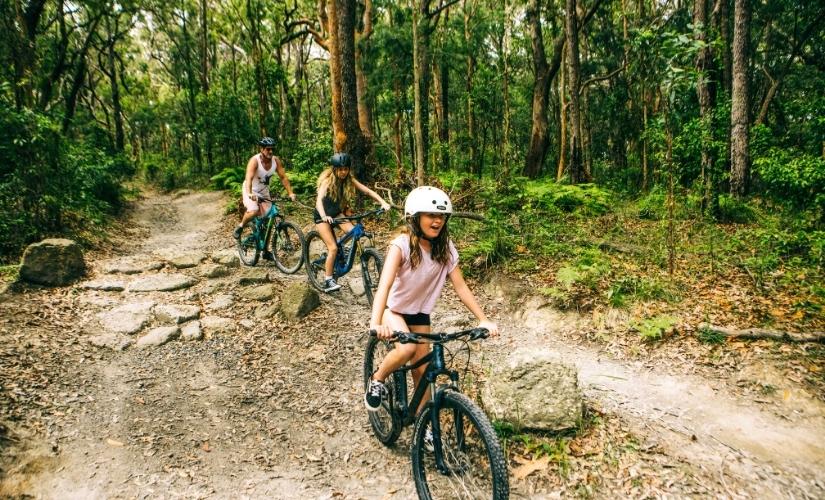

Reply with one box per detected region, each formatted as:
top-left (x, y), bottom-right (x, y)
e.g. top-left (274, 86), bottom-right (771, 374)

top-left (236, 198), bottom-right (305, 273)
top-left (304, 208), bottom-right (384, 305)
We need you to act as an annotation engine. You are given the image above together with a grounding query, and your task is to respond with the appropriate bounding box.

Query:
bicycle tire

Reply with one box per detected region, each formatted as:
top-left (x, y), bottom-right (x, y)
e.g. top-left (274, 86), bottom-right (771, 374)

top-left (411, 390), bottom-right (509, 500)
top-left (360, 248), bottom-right (383, 306)
top-left (270, 221), bottom-right (305, 274)
top-left (304, 230), bottom-right (329, 291)
top-left (236, 221), bottom-right (260, 266)
top-left (363, 334), bottom-right (403, 446)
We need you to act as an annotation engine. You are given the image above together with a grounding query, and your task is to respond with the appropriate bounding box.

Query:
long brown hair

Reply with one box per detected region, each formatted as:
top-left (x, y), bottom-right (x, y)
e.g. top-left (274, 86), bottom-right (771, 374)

top-left (317, 167), bottom-right (356, 211)
top-left (401, 215), bottom-right (451, 269)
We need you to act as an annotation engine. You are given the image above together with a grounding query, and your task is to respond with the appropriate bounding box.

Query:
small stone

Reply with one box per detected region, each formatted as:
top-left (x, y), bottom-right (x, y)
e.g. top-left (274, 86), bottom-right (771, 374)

top-left (200, 264), bottom-right (231, 279)
top-left (206, 294), bottom-right (234, 311)
top-left (238, 268), bottom-right (270, 285)
top-left (88, 332), bottom-right (131, 350)
top-left (104, 260), bottom-right (163, 275)
top-left (348, 277), bottom-right (366, 297)
top-left (168, 253), bottom-right (206, 269)
top-left (200, 316), bottom-right (234, 334)
top-left (181, 321), bottom-right (203, 341)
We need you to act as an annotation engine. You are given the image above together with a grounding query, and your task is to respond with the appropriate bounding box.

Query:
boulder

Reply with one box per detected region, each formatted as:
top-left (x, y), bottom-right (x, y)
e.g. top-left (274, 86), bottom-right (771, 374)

top-left (280, 282), bottom-right (320, 321)
top-left (482, 348), bottom-right (583, 432)
top-left (19, 239), bottom-right (86, 286)
top-left (168, 253), bottom-right (206, 269)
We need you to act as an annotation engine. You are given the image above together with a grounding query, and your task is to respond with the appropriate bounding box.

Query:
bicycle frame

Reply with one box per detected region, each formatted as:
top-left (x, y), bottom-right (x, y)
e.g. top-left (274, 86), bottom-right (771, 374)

top-left (392, 343), bottom-right (461, 474)
top-left (332, 222), bottom-right (369, 277)
top-left (252, 203), bottom-right (282, 250)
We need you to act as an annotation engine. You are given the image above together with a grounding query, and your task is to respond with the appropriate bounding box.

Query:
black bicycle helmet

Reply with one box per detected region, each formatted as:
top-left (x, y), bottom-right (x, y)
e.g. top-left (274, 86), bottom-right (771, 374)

top-left (258, 137), bottom-right (276, 147)
top-left (329, 152), bottom-right (351, 168)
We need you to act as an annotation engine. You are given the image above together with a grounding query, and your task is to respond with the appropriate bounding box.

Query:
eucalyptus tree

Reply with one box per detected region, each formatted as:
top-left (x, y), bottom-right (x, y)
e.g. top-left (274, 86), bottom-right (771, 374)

top-left (729, 0), bottom-right (750, 197)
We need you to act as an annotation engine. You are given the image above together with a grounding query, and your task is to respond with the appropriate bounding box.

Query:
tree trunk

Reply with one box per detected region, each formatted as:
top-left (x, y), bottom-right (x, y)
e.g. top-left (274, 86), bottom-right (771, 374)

top-left (713, 0), bottom-right (733, 94)
top-left (248, 0), bottom-right (270, 136)
top-left (464, 0), bottom-right (477, 173)
top-left (557, 55), bottom-right (567, 181)
top-left (730, 0), bottom-right (750, 198)
top-left (328, 0), bottom-right (367, 172)
top-left (694, 0), bottom-right (714, 212)
top-left (393, 79), bottom-right (403, 179)
top-left (412, 1), bottom-right (431, 185)
top-left (105, 16), bottom-right (125, 151)
top-left (355, 0), bottom-right (377, 176)
top-left (523, 0), bottom-right (555, 178)
top-left (434, 17), bottom-right (450, 171)
top-left (565, 0), bottom-right (585, 184)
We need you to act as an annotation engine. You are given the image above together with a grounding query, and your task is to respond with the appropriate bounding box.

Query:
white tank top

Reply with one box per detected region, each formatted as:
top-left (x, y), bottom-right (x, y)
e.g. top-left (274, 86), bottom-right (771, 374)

top-left (251, 154), bottom-right (277, 196)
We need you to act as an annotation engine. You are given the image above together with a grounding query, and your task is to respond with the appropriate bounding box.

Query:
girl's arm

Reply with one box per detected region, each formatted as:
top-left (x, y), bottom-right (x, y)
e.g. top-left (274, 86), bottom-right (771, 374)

top-left (315, 179), bottom-right (332, 222)
top-left (448, 266), bottom-right (499, 336)
top-left (353, 179), bottom-right (391, 211)
top-left (370, 245), bottom-right (402, 339)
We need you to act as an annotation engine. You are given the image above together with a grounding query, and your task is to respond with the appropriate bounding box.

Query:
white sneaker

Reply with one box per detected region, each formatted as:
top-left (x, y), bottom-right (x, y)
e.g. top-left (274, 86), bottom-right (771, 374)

top-left (323, 278), bottom-right (342, 292)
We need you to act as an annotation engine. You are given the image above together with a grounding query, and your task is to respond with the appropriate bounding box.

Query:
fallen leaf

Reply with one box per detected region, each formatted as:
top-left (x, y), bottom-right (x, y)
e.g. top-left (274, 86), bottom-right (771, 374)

top-left (106, 438), bottom-right (124, 447)
top-left (513, 456), bottom-right (550, 480)
top-left (202, 440), bottom-right (210, 452)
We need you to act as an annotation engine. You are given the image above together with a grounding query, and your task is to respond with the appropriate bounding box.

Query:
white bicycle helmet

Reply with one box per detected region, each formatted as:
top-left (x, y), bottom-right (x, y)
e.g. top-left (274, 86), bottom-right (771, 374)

top-left (404, 186), bottom-right (453, 218)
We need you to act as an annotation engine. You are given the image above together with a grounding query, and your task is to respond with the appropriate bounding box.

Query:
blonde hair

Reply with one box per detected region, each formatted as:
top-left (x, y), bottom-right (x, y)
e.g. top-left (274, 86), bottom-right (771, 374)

top-left (317, 167), bottom-right (356, 212)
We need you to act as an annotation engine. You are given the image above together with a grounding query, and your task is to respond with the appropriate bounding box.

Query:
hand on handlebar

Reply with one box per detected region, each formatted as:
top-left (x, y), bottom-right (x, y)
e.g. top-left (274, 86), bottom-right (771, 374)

top-left (478, 320), bottom-right (499, 337)
top-left (370, 323), bottom-right (394, 340)
top-left (380, 202), bottom-right (391, 212)
top-left (323, 215), bottom-right (334, 224)
top-left (249, 193), bottom-right (258, 202)
top-left (289, 193), bottom-right (297, 202)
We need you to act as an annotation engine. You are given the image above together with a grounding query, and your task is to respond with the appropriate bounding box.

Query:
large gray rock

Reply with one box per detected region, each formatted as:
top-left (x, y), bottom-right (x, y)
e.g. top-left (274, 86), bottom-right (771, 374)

top-left (482, 348), bottom-right (583, 432)
top-left (211, 250), bottom-right (240, 268)
top-left (80, 279), bottom-right (126, 291)
top-left (181, 321), bottom-right (203, 341)
top-left (200, 316), bottom-right (234, 335)
top-left (128, 273), bottom-right (197, 292)
top-left (280, 282), bottom-right (320, 321)
top-left (206, 294), bottom-right (234, 311)
top-left (168, 253), bottom-right (206, 269)
top-left (240, 284), bottom-right (276, 301)
top-left (97, 301), bottom-right (156, 335)
top-left (136, 326), bottom-right (180, 347)
top-left (104, 260), bottom-right (164, 275)
top-left (19, 239), bottom-right (86, 286)
top-left (154, 304), bottom-right (200, 324)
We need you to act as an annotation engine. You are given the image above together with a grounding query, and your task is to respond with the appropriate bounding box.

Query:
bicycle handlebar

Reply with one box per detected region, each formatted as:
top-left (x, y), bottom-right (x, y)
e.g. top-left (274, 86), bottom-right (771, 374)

top-left (332, 207), bottom-right (386, 224)
top-left (368, 327), bottom-right (489, 344)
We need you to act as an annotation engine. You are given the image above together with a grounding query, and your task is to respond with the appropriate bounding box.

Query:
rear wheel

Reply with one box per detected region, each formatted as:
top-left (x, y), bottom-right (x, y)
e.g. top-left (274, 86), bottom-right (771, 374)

top-left (360, 248), bottom-right (383, 306)
top-left (363, 335), bottom-right (403, 446)
top-left (304, 230), bottom-right (329, 291)
top-left (270, 221), bottom-right (305, 274)
top-left (236, 221), bottom-right (259, 266)
top-left (411, 390), bottom-right (509, 500)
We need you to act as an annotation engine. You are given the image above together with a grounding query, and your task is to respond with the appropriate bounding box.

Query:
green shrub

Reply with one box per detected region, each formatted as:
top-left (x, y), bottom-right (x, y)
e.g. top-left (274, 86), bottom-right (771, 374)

top-left (525, 182), bottom-right (613, 216)
top-left (631, 315), bottom-right (677, 341)
top-left (607, 275), bottom-right (677, 307)
top-left (717, 194), bottom-right (757, 223)
top-left (753, 144), bottom-right (825, 212)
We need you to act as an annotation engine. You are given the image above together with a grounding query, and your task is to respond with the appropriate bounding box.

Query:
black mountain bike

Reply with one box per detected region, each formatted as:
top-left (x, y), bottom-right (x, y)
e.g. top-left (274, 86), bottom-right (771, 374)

top-left (364, 328), bottom-right (509, 499)
top-left (304, 208), bottom-right (384, 305)
top-left (236, 197), bottom-right (305, 273)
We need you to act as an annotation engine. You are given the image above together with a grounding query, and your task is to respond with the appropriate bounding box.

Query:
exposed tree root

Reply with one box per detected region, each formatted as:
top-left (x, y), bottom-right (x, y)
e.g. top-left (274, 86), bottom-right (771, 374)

top-left (698, 323), bottom-right (825, 343)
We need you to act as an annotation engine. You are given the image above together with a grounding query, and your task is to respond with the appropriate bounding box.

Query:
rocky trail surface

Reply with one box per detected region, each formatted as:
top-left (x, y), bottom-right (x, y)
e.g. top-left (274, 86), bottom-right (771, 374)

top-left (1, 190), bottom-right (823, 499)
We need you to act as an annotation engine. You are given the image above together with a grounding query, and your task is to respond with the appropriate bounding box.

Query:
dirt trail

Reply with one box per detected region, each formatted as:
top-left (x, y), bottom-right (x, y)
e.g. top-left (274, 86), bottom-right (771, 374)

top-left (500, 296), bottom-right (825, 497)
top-left (1, 190), bottom-right (824, 499)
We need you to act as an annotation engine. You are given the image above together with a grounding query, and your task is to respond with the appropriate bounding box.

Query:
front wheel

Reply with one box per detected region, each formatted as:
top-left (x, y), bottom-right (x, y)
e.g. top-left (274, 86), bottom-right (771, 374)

top-left (360, 248), bottom-right (383, 306)
top-left (363, 334), bottom-right (403, 447)
top-left (236, 221), bottom-right (260, 266)
top-left (411, 390), bottom-right (509, 500)
top-left (270, 221), bottom-right (305, 274)
top-left (304, 230), bottom-right (329, 291)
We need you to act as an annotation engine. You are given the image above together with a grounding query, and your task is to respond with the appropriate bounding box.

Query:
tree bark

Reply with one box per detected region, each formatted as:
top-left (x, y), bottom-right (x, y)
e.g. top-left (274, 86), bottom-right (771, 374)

top-left (730, 0), bottom-right (750, 198)
top-left (105, 15), bottom-right (125, 151)
top-left (565, 0), bottom-right (585, 184)
top-left (248, 0), bottom-right (270, 136)
top-left (412, 2), bottom-right (431, 185)
top-left (434, 15), bottom-right (450, 172)
top-left (464, 0), bottom-right (477, 173)
top-left (713, 0), bottom-right (732, 94)
top-left (694, 0), bottom-right (714, 212)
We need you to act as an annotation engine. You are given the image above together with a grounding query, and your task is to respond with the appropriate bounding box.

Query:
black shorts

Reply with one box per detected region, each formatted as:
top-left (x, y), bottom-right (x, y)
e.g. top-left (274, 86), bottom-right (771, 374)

top-left (313, 208), bottom-right (341, 224)
top-left (400, 312), bottom-right (431, 326)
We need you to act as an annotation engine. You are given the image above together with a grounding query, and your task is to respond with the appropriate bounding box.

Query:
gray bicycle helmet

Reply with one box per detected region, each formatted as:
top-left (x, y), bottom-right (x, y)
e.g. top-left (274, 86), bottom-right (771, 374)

top-left (258, 137), bottom-right (276, 147)
top-left (329, 152), bottom-right (352, 168)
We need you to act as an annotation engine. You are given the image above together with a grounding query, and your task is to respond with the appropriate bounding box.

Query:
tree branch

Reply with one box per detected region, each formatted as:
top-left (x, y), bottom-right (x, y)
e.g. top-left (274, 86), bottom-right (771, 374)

top-left (581, 63), bottom-right (625, 89)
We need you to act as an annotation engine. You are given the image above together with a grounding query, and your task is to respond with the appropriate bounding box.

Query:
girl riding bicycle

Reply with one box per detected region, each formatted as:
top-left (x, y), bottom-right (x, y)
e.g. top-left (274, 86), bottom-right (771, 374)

top-left (314, 152), bottom-right (390, 292)
top-left (365, 186), bottom-right (498, 412)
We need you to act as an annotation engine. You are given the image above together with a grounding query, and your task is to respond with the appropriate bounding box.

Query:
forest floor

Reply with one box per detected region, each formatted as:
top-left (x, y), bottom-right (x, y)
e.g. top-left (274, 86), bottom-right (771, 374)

top-left (1, 189), bottom-right (824, 499)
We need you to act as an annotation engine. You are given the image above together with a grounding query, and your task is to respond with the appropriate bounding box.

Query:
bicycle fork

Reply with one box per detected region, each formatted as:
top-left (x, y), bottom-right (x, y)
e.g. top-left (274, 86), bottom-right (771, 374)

top-left (428, 344), bottom-right (461, 475)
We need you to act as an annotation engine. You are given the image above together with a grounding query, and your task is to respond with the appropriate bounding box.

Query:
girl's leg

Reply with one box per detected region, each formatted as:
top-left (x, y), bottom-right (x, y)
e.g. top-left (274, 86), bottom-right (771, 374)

top-left (372, 309), bottom-right (416, 381)
top-left (408, 326), bottom-right (432, 414)
top-left (315, 222), bottom-right (338, 277)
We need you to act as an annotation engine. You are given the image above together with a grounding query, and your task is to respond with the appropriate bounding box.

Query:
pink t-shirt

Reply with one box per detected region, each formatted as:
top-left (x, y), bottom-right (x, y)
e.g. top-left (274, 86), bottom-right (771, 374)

top-left (386, 234), bottom-right (459, 315)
